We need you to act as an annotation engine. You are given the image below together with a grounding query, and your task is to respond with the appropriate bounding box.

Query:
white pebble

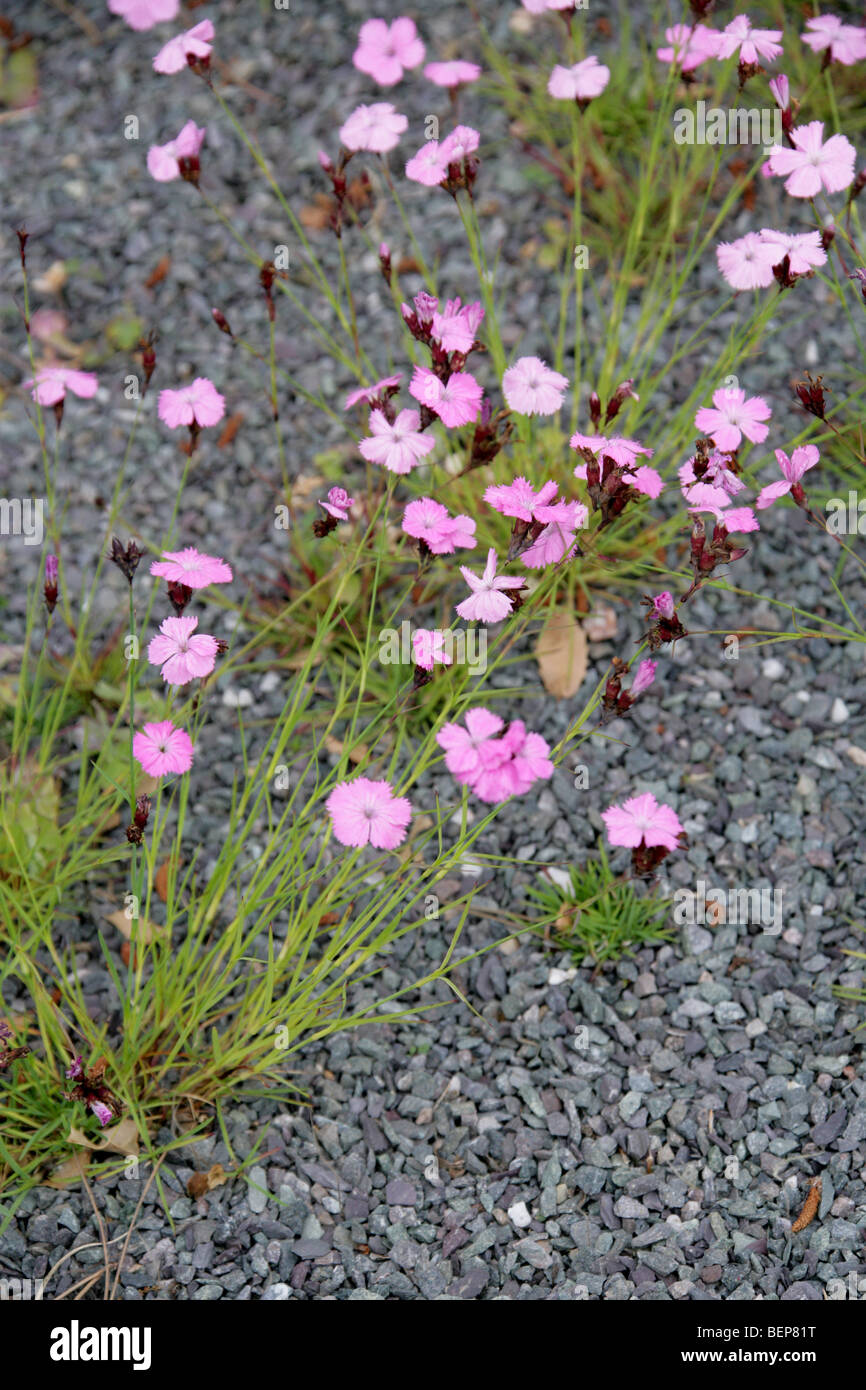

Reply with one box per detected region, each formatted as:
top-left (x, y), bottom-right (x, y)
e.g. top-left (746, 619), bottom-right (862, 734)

top-left (762, 658), bottom-right (784, 680)
top-left (831, 698), bottom-right (850, 723)
top-left (507, 1201), bottom-right (532, 1229)
top-left (548, 967), bottom-right (576, 986)
top-left (222, 687), bottom-right (252, 708)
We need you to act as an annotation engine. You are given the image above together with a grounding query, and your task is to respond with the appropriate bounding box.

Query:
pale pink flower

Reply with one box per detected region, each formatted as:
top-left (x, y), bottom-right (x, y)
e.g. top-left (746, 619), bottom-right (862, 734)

top-left (656, 23), bottom-right (718, 72)
top-left (547, 56), bottom-right (610, 103)
top-left (764, 121), bottom-right (856, 197)
top-left (710, 16), bottom-right (783, 66)
top-left (423, 60), bottom-right (481, 88)
top-left (570, 433), bottom-right (654, 469)
top-left (439, 125), bottom-right (480, 162)
top-left (687, 491), bottom-right (760, 532)
top-left (716, 506), bottom-right (760, 533)
top-left (402, 497), bottom-right (476, 553)
top-left (759, 228), bottom-right (827, 275)
top-left (90, 1100), bottom-right (114, 1127)
top-left (801, 15), bottom-right (866, 66)
top-left (23, 366), bottom-right (98, 406)
top-left (522, 0), bottom-right (574, 11)
top-left (455, 549), bottom-right (523, 624)
top-left (344, 374), bottom-right (401, 410)
top-left (326, 777), bottom-right (412, 850)
top-left (158, 377), bottom-right (225, 430)
top-left (146, 119), bottom-right (205, 182)
top-left (150, 547), bottom-right (233, 589)
top-left (756, 445), bottom-right (820, 508)
top-left (147, 615), bottom-right (218, 686)
top-left (153, 19), bottom-right (213, 73)
top-left (353, 17), bottom-right (424, 86)
top-left (405, 140), bottom-right (450, 186)
top-left (484, 477), bottom-right (558, 522)
top-left (412, 628), bottom-right (454, 670)
top-left (629, 466), bottom-right (664, 499)
top-left (431, 298), bottom-right (485, 354)
top-left (630, 659), bottom-right (657, 698)
top-left (133, 719), bottom-right (194, 777)
top-left (694, 388), bottom-right (771, 450)
top-left (716, 232), bottom-right (780, 291)
top-left (409, 366), bottom-right (483, 427)
top-left (340, 103), bottom-right (408, 154)
top-left (603, 792), bottom-right (683, 853)
top-left (436, 707), bottom-right (504, 781)
top-left (502, 356), bottom-right (569, 416)
top-left (320, 487), bottom-right (355, 521)
top-left (359, 408), bottom-right (434, 474)
top-left (108, 0), bottom-right (179, 32)
top-left (521, 500), bottom-right (588, 569)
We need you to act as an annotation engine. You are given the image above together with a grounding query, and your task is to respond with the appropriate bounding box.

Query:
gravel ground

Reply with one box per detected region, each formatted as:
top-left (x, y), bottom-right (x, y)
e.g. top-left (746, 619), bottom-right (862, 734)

top-left (1, 0), bottom-right (865, 1300)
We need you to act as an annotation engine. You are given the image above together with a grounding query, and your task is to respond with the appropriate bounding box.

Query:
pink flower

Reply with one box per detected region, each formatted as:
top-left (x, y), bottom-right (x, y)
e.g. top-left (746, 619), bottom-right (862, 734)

top-left (344, 374), bottom-right (401, 410)
top-left (147, 615), bottom-right (218, 686)
top-left (424, 60), bottom-right (481, 88)
top-left (629, 466), bottom-right (664, 499)
top-left (437, 712), bottom-right (553, 803)
top-left (150, 547), bottom-right (233, 589)
top-left (439, 125), bottom-right (480, 162)
top-left (522, 0), bottom-right (574, 11)
top-left (603, 792), bottom-right (683, 853)
top-left (153, 19), bottom-right (213, 73)
top-left (436, 707), bottom-right (504, 781)
top-left (358, 408), bottom-right (435, 473)
top-left (679, 452), bottom-right (744, 498)
top-left (402, 497), bottom-right (476, 553)
top-left (764, 121), bottom-right (856, 197)
top-left (630, 659), bottom-right (657, 698)
top-left (320, 487), bottom-right (355, 521)
top-left (769, 74), bottom-right (790, 110)
top-left (521, 500), bottom-right (588, 569)
top-left (756, 445), bottom-right (820, 509)
top-left (409, 366), bottom-right (483, 427)
top-left (340, 103), bottom-right (408, 154)
top-left (133, 719), bottom-right (194, 777)
top-left (570, 433), bottom-right (654, 469)
top-left (716, 232), bottom-right (781, 291)
top-left (502, 356), bottom-right (569, 416)
top-left (146, 119), bottom-right (206, 182)
top-left (158, 377), bottom-right (225, 430)
top-left (90, 1100), bottom-right (114, 1127)
top-left (656, 23), bottom-right (718, 72)
top-left (23, 366), bottom-right (98, 406)
top-left (405, 140), bottom-right (450, 186)
top-left (694, 388), bottom-right (771, 451)
top-left (326, 777), bottom-right (412, 850)
top-left (710, 16), bottom-right (783, 66)
top-left (353, 17), bottom-right (425, 86)
top-left (547, 56), bottom-right (610, 103)
top-left (484, 476), bottom-right (558, 522)
top-left (108, 0), bottom-right (178, 32)
top-left (687, 489), bottom-right (760, 532)
top-left (759, 229), bottom-right (827, 275)
top-left (455, 549), bottom-right (523, 624)
top-left (431, 298), bottom-right (485, 354)
top-left (801, 15), bottom-right (866, 66)
top-left (412, 628), bottom-right (454, 670)
top-left (651, 592), bottom-right (676, 621)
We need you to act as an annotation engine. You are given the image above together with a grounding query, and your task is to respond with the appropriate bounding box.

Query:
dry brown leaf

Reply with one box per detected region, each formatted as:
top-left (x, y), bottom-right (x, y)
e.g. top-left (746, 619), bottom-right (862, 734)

top-left (396, 255), bottom-right (421, 274)
top-left (217, 411), bottom-right (244, 449)
top-left (187, 1163), bottom-right (229, 1198)
top-left (106, 909), bottom-right (161, 945)
top-left (154, 855), bottom-right (179, 904)
top-left (34, 260), bottom-right (67, 294)
top-left (45, 1151), bottom-right (91, 1188)
top-left (791, 1177), bottom-right (822, 1233)
top-left (535, 611), bottom-right (588, 699)
top-left (69, 1116), bottom-right (139, 1157)
top-left (300, 193), bottom-right (335, 230)
top-left (583, 604), bottom-right (618, 642)
top-left (144, 255), bottom-right (171, 289)
top-left (324, 735), bottom-right (369, 764)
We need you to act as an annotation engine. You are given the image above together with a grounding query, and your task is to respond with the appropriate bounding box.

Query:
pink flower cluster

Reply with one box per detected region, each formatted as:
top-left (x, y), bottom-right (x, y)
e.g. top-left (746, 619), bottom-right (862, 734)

top-left (716, 228), bottom-right (827, 291)
top-left (436, 708), bottom-right (553, 804)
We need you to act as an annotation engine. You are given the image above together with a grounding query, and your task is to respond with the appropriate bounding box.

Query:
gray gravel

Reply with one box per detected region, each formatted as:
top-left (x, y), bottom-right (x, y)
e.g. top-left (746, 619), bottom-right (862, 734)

top-left (1, 0), bottom-right (865, 1300)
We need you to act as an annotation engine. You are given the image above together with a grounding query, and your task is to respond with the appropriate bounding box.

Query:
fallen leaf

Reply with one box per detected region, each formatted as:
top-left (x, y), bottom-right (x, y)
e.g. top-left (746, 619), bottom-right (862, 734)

top-left (187, 1163), bottom-right (229, 1198)
top-left (300, 193), bottom-right (335, 230)
top-left (106, 909), bottom-right (162, 945)
top-left (535, 611), bottom-right (588, 699)
top-left (791, 1177), bottom-right (821, 1233)
top-left (69, 1116), bottom-right (139, 1157)
top-left (583, 604), bottom-right (618, 642)
top-left (217, 411), bottom-right (244, 449)
top-left (45, 1151), bottom-right (91, 1188)
top-left (396, 255), bottom-right (421, 274)
top-left (324, 735), bottom-right (369, 764)
top-left (154, 855), bottom-right (179, 904)
top-left (33, 260), bottom-right (66, 294)
top-left (144, 255), bottom-right (171, 289)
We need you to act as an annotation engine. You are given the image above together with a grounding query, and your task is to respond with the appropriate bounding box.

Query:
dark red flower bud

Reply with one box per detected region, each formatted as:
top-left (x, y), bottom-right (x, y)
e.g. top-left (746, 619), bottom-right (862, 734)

top-left (212, 307), bottom-right (234, 338)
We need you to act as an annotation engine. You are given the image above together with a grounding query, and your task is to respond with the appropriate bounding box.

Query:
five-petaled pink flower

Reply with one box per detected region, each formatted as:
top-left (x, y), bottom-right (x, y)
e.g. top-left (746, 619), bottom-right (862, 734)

top-left (147, 615), bottom-right (218, 686)
top-left (353, 17), bottom-right (425, 86)
top-left (412, 628), bottom-right (454, 670)
top-left (436, 708), bottom-right (553, 803)
top-left (756, 445), bottom-right (820, 509)
top-left (326, 777), bottom-right (412, 850)
top-left (147, 120), bottom-right (206, 182)
top-left (359, 408), bottom-right (435, 473)
top-left (603, 792), bottom-right (684, 853)
top-left (710, 16), bottom-right (783, 66)
top-left (431, 298), bottom-right (485, 354)
top-left (570, 433), bottom-right (654, 470)
top-left (436, 707), bottom-right (503, 780)
top-left (716, 232), bottom-right (783, 291)
top-left (656, 23), bottom-right (718, 73)
top-left (108, 0), bottom-right (179, 32)
top-left (502, 357), bottom-right (569, 416)
top-left (522, 0), bottom-right (575, 12)
top-left (133, 719), bottom-right (194, 777)
top-left (344, 374), bottom-right (401, 410)
top-left (423, 60), bottom-right (481, 88)
top-left (23, 366), bottom-right (98, 406)
top-left (402, 497), bottom-right (476, 553)
top-left (694, 388), bottom-right (771, 451)
top-left (340, 103), bottom-right (408, 154)
top-left (320, 487), bottom-right (355, 521)
top-left (150, 547), bottom-right (233, 588)
top-left (153, 18), bottom-right (214, 73)
top-left (521, 500), bottom-right (588, 569)
top-left (409, 366), bottom-right (483, 427)
top-left (759, 229), bottom-right (827, 275)
top-left (547, 56), bottom-right (610, 103)
top-left (801, 15), bottom-right (866, 67)
top-left (158, 377), bottom-right (225, 430)
top-left (484, 477), bottom-right (558, 522)
top-left (405, 140), bottom-right (450, 186)
top-left (764, 120), bottom-right (856, 197)
top-left (455, 549), bottom-right (524, 624)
